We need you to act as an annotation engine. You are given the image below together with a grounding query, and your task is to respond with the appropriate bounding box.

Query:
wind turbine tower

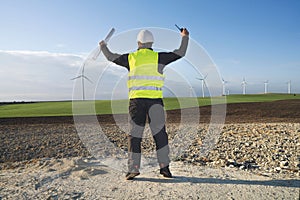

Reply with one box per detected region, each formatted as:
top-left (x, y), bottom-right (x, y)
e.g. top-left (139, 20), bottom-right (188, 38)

top-left (196, 75), bottom-right (207, 98)
top-left (71, 63), bottom-right (93, 100)
top-left (287, 80), bottom-right (291, 94)
top-left (189, 86), bottom-right (193, 97)
top-left (241, 77), bottom-right (247, 95)
top-left (222, 78), bottom-right (228, 96)
top-left (264, 80), bottom-right (269, 94)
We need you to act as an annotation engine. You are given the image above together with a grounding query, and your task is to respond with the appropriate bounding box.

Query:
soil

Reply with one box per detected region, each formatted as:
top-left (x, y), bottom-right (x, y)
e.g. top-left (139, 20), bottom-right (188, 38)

top-left (1, 99), bottom-right (299, 166)
top-left (1, 99), bottom-right (300, 125)
top-left (1, 100), bottom-right (299, 199)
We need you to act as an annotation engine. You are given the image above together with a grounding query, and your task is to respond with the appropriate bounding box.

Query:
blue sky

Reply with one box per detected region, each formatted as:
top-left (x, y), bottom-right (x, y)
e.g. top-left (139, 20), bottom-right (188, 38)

top-left (0, 0), bottom-right (299, 101)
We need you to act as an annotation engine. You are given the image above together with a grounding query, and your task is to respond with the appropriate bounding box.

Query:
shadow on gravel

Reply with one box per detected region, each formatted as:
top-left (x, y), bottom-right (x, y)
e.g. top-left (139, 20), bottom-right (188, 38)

top-left (134, 176), bottom-right (300, 188)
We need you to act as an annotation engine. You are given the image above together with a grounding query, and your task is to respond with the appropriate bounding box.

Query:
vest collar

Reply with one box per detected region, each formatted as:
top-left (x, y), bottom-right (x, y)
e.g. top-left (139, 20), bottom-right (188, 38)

top-left (137, 47), bottom-right (153, 51)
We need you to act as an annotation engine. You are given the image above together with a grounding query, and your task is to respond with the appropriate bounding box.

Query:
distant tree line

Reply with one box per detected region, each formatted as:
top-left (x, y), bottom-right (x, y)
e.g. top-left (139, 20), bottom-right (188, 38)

top-left (0, 101), bottom-right (37, 106)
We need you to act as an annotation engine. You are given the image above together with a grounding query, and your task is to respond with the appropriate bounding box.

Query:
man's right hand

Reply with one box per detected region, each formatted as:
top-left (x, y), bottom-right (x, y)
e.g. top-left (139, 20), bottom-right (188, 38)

top-left (181, 28), bottom-right (189, 37)
top-left (99, 40), bottom-right (107, 47)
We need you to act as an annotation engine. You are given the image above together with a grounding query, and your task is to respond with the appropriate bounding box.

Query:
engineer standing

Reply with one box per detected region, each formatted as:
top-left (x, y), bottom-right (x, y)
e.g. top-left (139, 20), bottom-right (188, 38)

top-left (99, 27), bottom-right (189, 180)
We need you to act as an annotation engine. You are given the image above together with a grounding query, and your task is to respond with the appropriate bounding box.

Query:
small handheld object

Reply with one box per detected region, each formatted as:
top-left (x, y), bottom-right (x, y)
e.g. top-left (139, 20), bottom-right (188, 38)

top-left (92, 28), bottom-right (115, 60)
top-left (103, 28), bottom-right (115, 43)
top-left (175, 24), bottom-right (183, 32)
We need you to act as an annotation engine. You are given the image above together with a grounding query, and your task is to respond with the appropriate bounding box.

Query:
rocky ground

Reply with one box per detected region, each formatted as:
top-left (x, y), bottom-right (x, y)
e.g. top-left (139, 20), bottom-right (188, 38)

top-left (1, 157), bottom-right (299, 199)
top-left (0, 99), bottom-right (300, 199)
top-left (0, 100), bottom-right (299, 178)
top-left (182, 123), bottom-right (300, 178)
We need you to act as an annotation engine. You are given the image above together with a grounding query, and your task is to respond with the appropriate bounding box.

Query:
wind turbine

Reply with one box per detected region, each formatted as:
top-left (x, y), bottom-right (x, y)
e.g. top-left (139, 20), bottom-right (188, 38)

top-left (241, 77), bottom-right (247, 95)
top-left (189, 86), bottom-right (193, 97)
top-left (71, 63), bottom-right (93, 100)
top-left (196, 75), bottom-right (207, 98)
top-left (264, 80), bottom-right (269, 94)
top-left (287, 80), bottom-right (291, 94)
top-left (222, 78), bottom-right (228, 96)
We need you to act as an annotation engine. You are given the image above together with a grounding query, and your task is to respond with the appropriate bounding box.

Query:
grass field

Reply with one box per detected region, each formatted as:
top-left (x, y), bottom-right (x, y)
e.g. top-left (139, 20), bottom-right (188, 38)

top-left (0, 93), bottom-right (299, 118)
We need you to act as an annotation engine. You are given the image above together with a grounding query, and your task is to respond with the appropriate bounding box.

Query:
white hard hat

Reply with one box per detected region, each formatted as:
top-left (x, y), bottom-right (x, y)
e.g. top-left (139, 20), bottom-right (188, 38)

top-left (137, 29), bottom-right (154, 43)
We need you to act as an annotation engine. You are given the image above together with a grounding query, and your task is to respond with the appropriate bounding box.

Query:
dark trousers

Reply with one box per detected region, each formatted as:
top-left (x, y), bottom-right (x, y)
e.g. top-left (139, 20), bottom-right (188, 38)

top-left (128, 98), bottom-right (170, 171)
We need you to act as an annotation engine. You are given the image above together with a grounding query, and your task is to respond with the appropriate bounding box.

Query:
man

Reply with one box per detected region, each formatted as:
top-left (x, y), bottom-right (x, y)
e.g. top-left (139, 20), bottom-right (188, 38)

top-left (99, 28), bottom-right (189, 180)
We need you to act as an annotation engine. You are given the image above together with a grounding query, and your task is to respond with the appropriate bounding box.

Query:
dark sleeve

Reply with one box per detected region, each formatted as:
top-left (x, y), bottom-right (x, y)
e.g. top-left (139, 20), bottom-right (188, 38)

top-left (158, 36), bottom-right (189, 66)
top-left (101, 44), bottom-right (129, 70)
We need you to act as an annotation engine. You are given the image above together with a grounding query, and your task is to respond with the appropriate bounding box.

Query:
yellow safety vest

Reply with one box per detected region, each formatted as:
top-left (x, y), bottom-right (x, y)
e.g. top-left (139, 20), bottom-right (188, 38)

top-left (128, 49), bottom-right (165, 99)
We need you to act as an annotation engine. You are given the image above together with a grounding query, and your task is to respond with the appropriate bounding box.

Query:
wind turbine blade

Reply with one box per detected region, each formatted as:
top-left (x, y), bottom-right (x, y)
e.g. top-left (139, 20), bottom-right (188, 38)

top-left (71, 75), bottom-right (82, 80)
top-left (81, 63), bottom-right (85, 74)
top-left (82, 75), bottom-right (93, 83)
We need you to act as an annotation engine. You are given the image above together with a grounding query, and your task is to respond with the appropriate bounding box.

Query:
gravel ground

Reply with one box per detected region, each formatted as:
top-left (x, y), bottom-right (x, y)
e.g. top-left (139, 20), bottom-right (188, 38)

top-left (1, 122), bottom-right (299, 179)
top-left (1, 157), bottom-right (299, 199)
top-left (0, 100), bottom-right (300, 199)
top-left (1, 100), bottom-right (300, 175)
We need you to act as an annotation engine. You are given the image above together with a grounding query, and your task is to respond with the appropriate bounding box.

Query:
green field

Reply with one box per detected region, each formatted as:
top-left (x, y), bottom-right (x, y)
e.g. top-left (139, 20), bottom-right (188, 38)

top-left (0, 93), bottom-right (299, 118)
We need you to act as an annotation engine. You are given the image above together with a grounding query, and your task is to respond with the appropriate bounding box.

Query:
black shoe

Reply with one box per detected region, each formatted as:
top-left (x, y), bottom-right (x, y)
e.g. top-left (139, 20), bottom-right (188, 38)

top-left (125, 171), bottom-right (140, 180)
top-left (160, 166), bottom-right (172, 178)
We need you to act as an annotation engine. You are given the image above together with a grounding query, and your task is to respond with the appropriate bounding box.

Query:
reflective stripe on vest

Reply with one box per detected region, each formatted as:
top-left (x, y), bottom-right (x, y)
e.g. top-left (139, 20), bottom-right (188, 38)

top-left (128, 75), bottom-right (165, 81)
top-left (128, 49), bottom-right (164, 99)
top-left (129, 86), bottom-right (162, 92)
